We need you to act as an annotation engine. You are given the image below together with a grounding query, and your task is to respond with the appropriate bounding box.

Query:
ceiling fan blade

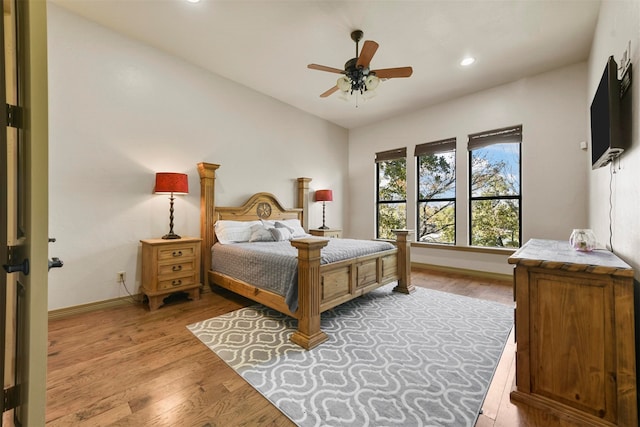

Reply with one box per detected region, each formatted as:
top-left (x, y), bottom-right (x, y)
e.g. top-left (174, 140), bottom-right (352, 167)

top-left (320, 86), bottom-right (339, 98)
top-left (372, 67), bottom-right (413, 79)
top-left (308, 64), bottom-right (345, 74)
top-left (356, 40), bottom-right (379, 68)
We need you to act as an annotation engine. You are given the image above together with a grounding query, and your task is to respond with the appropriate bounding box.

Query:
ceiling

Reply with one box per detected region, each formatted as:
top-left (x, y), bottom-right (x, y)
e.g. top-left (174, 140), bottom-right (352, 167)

top-left (51, 0), bottom-right (601, 129)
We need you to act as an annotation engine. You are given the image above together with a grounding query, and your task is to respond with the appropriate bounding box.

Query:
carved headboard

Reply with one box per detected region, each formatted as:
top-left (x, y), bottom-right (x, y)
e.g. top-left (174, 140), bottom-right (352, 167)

top-left (212, 192), bottom-right (303, 242)
top-left (197, 162), bottom-right (311, 284)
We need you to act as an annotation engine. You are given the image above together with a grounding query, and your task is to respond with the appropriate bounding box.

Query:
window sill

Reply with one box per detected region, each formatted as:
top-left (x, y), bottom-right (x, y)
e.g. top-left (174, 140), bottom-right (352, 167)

top-left (411, 242), bottom-right (517, 256)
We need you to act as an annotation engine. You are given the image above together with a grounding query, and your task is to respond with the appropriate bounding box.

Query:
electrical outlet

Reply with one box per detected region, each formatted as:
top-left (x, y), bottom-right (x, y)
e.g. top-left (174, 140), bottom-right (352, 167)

top-left (118, 271), bottom-right (126, 283)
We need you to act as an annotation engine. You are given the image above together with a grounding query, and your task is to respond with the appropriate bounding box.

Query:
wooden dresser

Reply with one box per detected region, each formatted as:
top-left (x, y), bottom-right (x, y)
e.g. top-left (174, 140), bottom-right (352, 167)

top-left (140, 237), bottom-right (202, 310)
top-left (509, 239), bottom-right (637, 426)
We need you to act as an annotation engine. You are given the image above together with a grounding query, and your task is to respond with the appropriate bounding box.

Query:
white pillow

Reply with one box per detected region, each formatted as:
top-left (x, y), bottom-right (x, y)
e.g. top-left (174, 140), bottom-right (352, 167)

top-left (270, 227), bottom-right (293, 241)
top-left (249, 223), bottom-right (275, 242)
top-left (275, 219), bottom-right (309, 238)
top-left (214, 220), bottom-right (261, 244)
top-left (260, 219), bottom-right (276, 229)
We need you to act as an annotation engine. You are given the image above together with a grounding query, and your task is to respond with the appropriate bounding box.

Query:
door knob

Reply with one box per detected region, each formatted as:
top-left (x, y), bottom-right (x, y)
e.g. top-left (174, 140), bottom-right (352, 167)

top-left (3, 258), bottom-right (29, 275)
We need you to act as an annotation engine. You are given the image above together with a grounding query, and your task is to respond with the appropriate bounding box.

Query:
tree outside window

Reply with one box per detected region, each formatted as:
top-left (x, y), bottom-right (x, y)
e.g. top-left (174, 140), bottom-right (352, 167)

top-left (416, 138), bottom-right (456, 244)
top-left (376, 148), bottom-right (406, 239)
top-left (468, 126), bottom-right (521, 248)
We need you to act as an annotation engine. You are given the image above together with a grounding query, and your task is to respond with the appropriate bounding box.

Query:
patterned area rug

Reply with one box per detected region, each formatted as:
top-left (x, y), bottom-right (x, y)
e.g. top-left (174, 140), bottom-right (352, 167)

top-left (188, 284), bottom-right (513, 427)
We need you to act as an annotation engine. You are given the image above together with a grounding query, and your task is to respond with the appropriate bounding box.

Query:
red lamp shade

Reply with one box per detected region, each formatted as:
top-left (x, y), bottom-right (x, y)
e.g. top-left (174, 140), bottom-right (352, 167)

top-left (315, 189), bottom-right (333, 202)
top-left (154, 172), bottom-right (189, 194)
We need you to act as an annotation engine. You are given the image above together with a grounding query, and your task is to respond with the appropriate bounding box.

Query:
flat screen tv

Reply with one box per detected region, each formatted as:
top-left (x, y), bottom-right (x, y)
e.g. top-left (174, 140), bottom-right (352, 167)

top-left (590, 56), bottom-right (623, 169)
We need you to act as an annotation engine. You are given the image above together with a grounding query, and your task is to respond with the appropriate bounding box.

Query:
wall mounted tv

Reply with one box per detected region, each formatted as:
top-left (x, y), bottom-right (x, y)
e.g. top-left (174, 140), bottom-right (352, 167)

top-left (590, 55), bottom-right (632, 169)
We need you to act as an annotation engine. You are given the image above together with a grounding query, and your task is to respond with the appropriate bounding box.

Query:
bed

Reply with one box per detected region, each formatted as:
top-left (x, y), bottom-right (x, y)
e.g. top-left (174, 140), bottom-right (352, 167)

top-left (197, 162), bottom-right (414, 349)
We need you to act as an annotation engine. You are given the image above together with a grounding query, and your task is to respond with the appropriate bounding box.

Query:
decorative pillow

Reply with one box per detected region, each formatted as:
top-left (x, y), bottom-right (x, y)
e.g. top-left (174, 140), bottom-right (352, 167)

top-left (249, 224), bottom-right (274, 242)
top-left (260, 219), bottom-right (276, 229)
top-left (275, 219), bottom-right (308, 238)
top-left (270, 227), bottom-right (293, 241)
top-left (214, 220), bottom-right (260, 244)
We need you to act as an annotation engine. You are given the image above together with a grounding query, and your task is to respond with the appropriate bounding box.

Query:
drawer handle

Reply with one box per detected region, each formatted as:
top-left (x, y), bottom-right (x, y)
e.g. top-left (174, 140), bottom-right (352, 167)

top-left (172, 251), bottom-right (183, 257)
top-left (172, 265), bottom-right (183, 272)
top-left (172, 279), bottom-right (182, 287)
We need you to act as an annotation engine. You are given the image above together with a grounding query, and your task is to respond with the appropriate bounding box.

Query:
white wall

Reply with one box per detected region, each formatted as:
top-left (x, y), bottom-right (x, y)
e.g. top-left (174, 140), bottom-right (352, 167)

top-left (349, 63), bottom-right (589, 275)
top-left (588, 0), bottom-right (640, 275)
top-left (47, 5), bottom-right (348, 310)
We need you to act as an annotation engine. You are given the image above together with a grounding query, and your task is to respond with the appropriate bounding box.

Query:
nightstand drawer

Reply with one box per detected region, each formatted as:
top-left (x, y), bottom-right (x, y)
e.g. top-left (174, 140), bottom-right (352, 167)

top-left (157, 273), bottom-right (197, 291)
top-left (158, 245), bottom-right (197, 261)
top-left (158, 259), bottom-right (196, 276)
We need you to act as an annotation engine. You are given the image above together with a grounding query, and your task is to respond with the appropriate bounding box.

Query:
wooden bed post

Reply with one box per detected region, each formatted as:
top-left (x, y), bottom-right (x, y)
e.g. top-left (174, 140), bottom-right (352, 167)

top-left (392, 229), bottom-right (415, 294)
top-left (197, 162), bottom-right (220, 287)
top-left (289, 238), bottom-right (330, 350)
top-left (297, 177), bottom-right (311, 231)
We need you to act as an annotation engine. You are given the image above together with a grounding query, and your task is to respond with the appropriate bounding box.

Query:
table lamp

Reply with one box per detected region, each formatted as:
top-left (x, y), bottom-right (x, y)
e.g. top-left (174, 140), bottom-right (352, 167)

top-left (154, 172), bottom-right (189, 239)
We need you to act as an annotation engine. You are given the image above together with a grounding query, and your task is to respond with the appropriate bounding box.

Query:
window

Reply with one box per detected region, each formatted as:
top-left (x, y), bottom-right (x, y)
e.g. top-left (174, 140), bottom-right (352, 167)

top-left (468, 125), bottom-right (522, 248)
top-left (415, 138), bottom-right (456, 244)
top-left (376, 148), bottom-right (406, 239)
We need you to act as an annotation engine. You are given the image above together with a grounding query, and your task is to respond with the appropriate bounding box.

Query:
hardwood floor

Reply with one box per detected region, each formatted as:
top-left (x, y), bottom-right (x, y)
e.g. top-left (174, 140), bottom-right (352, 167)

top-left (46, 268), bottom-right (580, 426)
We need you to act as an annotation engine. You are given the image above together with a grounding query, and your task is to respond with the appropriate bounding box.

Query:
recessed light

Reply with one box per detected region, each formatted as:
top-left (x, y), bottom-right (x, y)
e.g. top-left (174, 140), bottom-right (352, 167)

top-left (186, 0), bottom-right (201, 3)
top-left (460, 57), bottom-right (476, 67)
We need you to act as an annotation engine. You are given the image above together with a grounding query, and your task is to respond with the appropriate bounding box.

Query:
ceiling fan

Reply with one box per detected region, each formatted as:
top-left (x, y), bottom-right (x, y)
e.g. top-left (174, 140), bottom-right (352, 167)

top-left (308, 30), bottom-right (413, 99)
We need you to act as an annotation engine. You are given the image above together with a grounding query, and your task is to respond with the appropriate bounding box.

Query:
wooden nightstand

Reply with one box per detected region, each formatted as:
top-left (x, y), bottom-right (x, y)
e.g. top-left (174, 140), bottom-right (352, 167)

top-left (140, 237), bottom-right (201, 310)
top-left (309, 229), bottom-right (342, 238)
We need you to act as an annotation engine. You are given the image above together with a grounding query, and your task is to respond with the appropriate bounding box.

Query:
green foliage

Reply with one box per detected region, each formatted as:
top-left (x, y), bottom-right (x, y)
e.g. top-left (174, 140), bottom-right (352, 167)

top-left (378, 159), bottom-right (406, 201)
top-left (377, 144), bottom-right (520, 247)
top-left (378, 203), bottom-right (406, 240)
top-left (418, 201), bottom-right (455, 243)
top-left (471, 155), bottom-right (518, 197)
top-left (377, 159), bottom-right (407, 238)
top-left (471, 199), bottom-right (520, 247)
top-left (417, 152), bottom-right (455, 243)
top-left (418, 154), bottom-right (455, 199)
top-left (470, 144), bottom-right (520, 247)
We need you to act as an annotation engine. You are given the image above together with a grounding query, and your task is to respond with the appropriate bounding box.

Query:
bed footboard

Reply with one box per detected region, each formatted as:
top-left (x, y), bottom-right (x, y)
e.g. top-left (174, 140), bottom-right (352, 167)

top-left (290, 230), bottom-right (413, 350)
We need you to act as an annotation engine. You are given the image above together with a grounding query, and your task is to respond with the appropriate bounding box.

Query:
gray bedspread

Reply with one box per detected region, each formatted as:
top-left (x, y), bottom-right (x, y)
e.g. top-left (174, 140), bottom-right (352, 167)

top-left (211, 238), bottom-right (395, 312)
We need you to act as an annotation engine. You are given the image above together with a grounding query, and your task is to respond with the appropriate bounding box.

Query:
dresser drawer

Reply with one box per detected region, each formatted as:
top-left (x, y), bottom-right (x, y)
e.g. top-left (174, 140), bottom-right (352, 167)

top-left (157, 273), bottom-right (198, 291)
top-left (158, 259), bottom-right (196, 276)
top-left (157, 244), bottom-right (197, 261)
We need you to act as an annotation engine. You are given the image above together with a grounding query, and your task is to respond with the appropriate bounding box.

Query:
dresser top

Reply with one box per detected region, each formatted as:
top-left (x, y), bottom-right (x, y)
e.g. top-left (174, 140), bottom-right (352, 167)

top-left (508, 239), bottom-right (633, 277)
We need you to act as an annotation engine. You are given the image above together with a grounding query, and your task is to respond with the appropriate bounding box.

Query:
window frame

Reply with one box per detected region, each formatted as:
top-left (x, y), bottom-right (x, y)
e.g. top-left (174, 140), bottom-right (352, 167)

top-left (415, 138), bottom-right (457, 245)
top-left (467, 125), bottom-right (522, 248)
top-left (375, 148), bottom-right (407, 240)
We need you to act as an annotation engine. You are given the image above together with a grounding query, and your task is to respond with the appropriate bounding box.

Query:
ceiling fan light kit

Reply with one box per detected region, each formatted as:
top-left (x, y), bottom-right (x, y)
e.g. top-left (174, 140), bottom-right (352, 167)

top-left (308, 30), bottom-right (413, 103)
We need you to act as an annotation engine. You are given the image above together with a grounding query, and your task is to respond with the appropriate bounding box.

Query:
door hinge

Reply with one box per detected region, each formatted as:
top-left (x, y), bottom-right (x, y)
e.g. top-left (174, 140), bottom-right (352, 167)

top-left (3, 385), bottom-right (20, 412)
top-left (6, 104), bottom-right (22, 128)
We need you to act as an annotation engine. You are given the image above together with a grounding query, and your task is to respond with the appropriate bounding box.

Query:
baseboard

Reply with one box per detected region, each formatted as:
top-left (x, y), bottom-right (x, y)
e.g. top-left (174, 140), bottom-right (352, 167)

top-left (49, 286), bottom-right (212, 320)
top-left (48, 268), bottom-right (506, 321)
top-left (48, 295), bottom-right (143, 321)
top-left (412, 262), bottom-right (512, 283)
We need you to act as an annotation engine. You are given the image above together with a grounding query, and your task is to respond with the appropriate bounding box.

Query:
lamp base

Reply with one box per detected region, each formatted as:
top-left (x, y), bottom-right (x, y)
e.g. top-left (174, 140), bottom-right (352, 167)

top-left (162, 232), bottom-right (182, 240)
top-left (318, 225), bottom-right (329, 230)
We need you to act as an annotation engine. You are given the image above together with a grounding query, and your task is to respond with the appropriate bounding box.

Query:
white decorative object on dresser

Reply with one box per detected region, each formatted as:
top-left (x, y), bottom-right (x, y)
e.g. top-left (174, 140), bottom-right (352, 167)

top-left (140, 237), bottom-right (201, 310)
